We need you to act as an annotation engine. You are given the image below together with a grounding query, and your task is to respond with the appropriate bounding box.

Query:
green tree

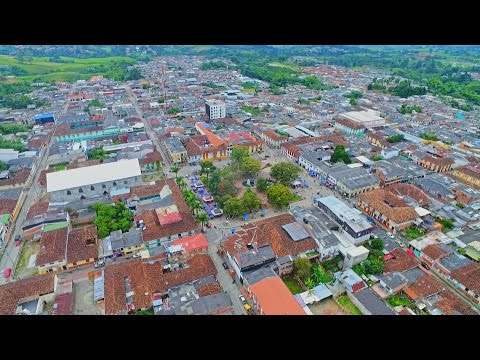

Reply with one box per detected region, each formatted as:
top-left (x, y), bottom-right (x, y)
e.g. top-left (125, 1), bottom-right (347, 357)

top-left (170, 165), bottom-right (180, 178)
top-left (270, 162), bottom-right (301, 185)
top-left (176, 176), bottom-right (187, 190)
top-left (199, 160), bottom-right (216, 180)
top-left (91, 202), bottom-right (133, 239)
top-left (364, 257), bottom-right (384, 275)
top-left (266, 184), bottom-right (295, 209)
top-left (89, 98), bottom-right (103, 108)
top-left (242, 188), bottom-right (262, 213)
top-left (349, 98), bottom-right (357, 106)
top-left (256, 178), bottom-right (269, 192)
top-left (386, 134), bottom-right (405, 143)
top-left (195, 213), bottom-right (210, 232)
top-left (293, 258), bottom-right (312, 283)
top-left (240, 157), bottom-right (261, 176)
top-left (0, 161), bottom-right (8, 171)
top-left (330, 145), bottom-right (351, 164)
top-left (124, 68), bottom-right (142, 81)
top-left (231, 147), bottom-right (250, 169)
top-left (369, 238), bottom-right (384, 251)
top-left (223, 198), bottom-right (246, 217)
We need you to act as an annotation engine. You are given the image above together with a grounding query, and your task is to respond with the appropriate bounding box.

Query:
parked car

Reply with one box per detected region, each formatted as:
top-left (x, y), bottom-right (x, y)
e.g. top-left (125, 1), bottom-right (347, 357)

top-left (222, 262), bottom-right (229, 270)
top-left (94, 260), bottom-right (105, 268)
top-left (15, 235), bottom-right (22, 247)
top-left (3, 267), bottom-right (11, 278)
top-left (386, 232), bottom-right (395, 239)
top-left (239, 295), bottom-right (247, 304)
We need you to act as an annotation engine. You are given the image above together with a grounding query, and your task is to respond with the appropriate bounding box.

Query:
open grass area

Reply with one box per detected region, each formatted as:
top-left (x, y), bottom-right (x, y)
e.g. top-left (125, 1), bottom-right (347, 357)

top-left (0, 55), bottom-right (135, 83)
top-left (386, 293), bottom-right (412, 308)
top-left (404, 226), bottom-right (424, 239)
top-left (53, 164), bottom-right (67, 171)
top-left (15, 241), bottom-right (40, 278)
top-left (336, 295), bottom-right (363, 315)
top-left (241, 88), bottom-right (256, 94)
top-left (283, 275), bottom-right (304, 295)
top-left (268, 62), bottom-right (301, 71)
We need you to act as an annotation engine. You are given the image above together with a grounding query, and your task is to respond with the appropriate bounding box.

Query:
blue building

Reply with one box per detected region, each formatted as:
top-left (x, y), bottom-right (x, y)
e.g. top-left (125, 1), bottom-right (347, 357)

top-left (35, 113), bottom-right (55, 125)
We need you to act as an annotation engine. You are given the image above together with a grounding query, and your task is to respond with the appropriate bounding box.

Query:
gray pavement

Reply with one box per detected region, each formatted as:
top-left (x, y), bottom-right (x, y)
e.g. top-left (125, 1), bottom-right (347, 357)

top-left (204, 228), bottom-right (246, 315)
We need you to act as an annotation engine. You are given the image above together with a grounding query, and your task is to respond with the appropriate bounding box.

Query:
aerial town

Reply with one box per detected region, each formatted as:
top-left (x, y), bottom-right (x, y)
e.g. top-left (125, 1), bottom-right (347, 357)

top-left (0, 45), bottom-right (479, 315)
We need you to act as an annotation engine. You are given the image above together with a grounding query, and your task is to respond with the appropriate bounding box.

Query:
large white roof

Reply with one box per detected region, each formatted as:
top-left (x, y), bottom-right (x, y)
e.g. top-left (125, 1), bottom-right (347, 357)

top-left (47, 159), bottom-right (141, 193)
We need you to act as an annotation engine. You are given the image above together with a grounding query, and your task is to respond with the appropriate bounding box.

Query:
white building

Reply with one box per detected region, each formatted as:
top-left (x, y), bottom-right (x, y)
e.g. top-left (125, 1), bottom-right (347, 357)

top-left (339, 109), bottom-right (386, 129)
top-left (46, 159), bottom-right (142, 202)
top-left (205, 100), bottom-right (226, 120)
top-left (0, 148), bottom-right (19, 162)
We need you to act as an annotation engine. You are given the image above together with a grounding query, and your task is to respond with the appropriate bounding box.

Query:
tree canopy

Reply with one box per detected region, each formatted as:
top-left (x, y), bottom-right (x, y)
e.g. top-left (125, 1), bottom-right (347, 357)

top-left (91, 202), bottom-right (133, 239)
top-left (293, 258), bottom-right (312, 282)
top-left (266, 183), bottom-right (295, 209)
top-left (270, 162), bottom-right (301, 185)
top-left (330, 145), bottom-right (351, 164)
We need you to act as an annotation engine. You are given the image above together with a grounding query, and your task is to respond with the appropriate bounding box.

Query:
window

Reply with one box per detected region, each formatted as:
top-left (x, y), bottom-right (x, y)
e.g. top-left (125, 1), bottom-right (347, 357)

top-left (102, 184), bottom-right (106, 189)
top-left (113, 181), bottom-right (117, 186)
top-left (67, 190), bottom-right (71, 195)
top-left (103, 191), bottom-right (108, 195)
top-left (178, 234), bottom-right (181, 238)
top-left (80, 195), bottom-right (86, 200)
top-left (124, 180), bottom-right (127, 184)
top-left (91, 186), bottom-right (95, 191)
top-left (79, 188), bottom-right (83, 193)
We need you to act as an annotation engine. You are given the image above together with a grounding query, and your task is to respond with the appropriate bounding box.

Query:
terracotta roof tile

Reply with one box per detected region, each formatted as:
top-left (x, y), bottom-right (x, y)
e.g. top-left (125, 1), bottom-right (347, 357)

top-left (386, 183), bottom-right (431, 206)
top-left (0, 274), bottom-right (55, 315)
top-left (450, 263), bottom-right (480, 295)
top-left (422, 244), bottom-right (450, 261)
top-left (66, 225), bottom-right (98, 264)
top-left (132, 179), bottom-right (198, 242)
top-left (26, 201), bottom-right (50, 220)
top-left (384, 249), bottom-right (418, 273)
top-left (36, 228), bottom-right (68, 266)
top-left (358, 189), bottom-right (418, 224)
top-left (404, 274), bottom-right (444, 300)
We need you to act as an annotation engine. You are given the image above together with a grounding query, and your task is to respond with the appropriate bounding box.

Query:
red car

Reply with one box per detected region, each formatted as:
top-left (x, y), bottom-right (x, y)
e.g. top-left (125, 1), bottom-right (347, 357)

top-left (3, 267), bottom-right (11, 279)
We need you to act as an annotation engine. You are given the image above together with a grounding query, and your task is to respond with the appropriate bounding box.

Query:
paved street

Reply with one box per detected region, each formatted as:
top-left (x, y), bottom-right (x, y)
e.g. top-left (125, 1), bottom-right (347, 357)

top-left (0, 86), bottom-right (75, 285)
top-left (204, 228), bottom-right (246, 315)
top-left (125, 86), bottom-right (171, 167)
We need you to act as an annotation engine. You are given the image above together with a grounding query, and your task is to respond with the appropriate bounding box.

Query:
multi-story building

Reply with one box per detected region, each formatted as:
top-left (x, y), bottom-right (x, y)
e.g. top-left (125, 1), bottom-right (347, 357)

top-left (338, 109), bottom-right (386, 129)
top-left (334, 118), bottom-right (366, 136)
top-left (162, 137), bottom-right (187, 165)
top-left (357, 188), bottom-right (419, 233)
top-left (258, 130), bottom-right (288, 148)
top-left (326, 164), bottom-right (380, 197)
top-left (420, 156), bottom-right (454, 173)
top-left (46, 159), bottom-right (142, 202)
top-left (205, 100), bottom-right (226, 120)
top-left (453, 164), bottom-right (480, 188)
top-left (316, 196), bottom-right (373, 244)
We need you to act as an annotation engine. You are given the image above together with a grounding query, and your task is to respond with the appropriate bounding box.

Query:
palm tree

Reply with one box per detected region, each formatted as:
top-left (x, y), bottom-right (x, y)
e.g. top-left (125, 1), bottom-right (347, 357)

top-left (195, 213), bottom-right (210, 232)
top-left (190, 200), bottom-right (203, 215)
top-left (171, 165), bottom-right (180, 178)
top-left (176, 176), bottom-right (187, 190)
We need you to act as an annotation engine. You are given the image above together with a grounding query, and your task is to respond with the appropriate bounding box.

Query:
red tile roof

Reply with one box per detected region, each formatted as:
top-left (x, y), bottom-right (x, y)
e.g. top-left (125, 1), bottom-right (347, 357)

top-left (26, 201), bottom-right (50, 220)
top-left (66, 225), bottom-right (98, 264)
top-left (104, 254), bottom-right (217, 314)
top-left (404, 274), bottom-right (443, 300)
top-left (422, 244), bottom-right (450, 261)
top-left (197, 281), bottom-right (222, 297)
top-left (36, 228), bottom-right (68, 266)
top-left (435, 289), bottom-right (477, 315)
top-left (0, 274), bottom-right (55, 315)
top-left (450, 263), bottom-right (480, 296)
top-left (173, 233), bottom-right (208, 253)
top-left (384, 249), bottom-right (418, 273)
top-left (133, 179), bottom-right (198, 242)
top-left (250, 276), bottom-right (305, 315)
top-left (358, 189), bottom-right (419, 225)
top-left (223, 214), bottom-right (316, 258)
top-left (139, 151), bottom-right (162, 166)
top-left (263, 130), bottom-right (287, 142)
top-left (385, 183), bottom-right (431, 206)
top-left (0, 199), bottom-right (18, 216)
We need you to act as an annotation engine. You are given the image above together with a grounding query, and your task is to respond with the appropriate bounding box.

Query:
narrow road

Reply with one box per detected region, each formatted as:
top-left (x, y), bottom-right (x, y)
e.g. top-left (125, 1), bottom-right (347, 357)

top-left (0, 84), bottom-right (76, 285)
top-left (204, 228), bottom-right (246, 315)
top-left (125, 85), bottom-right (171, 167)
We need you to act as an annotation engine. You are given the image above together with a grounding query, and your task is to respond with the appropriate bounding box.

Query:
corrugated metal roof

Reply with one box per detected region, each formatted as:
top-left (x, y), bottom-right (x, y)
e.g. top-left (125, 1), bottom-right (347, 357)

top-left (282, 222), bottom-right (310, 241)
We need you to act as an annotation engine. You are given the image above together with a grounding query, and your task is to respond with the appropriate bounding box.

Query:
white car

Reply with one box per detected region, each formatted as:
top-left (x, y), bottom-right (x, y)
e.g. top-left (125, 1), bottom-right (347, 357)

top-left (239, 295), bottom-right (247, 304)
top-left (386, 232), bottom-right (395, 239)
